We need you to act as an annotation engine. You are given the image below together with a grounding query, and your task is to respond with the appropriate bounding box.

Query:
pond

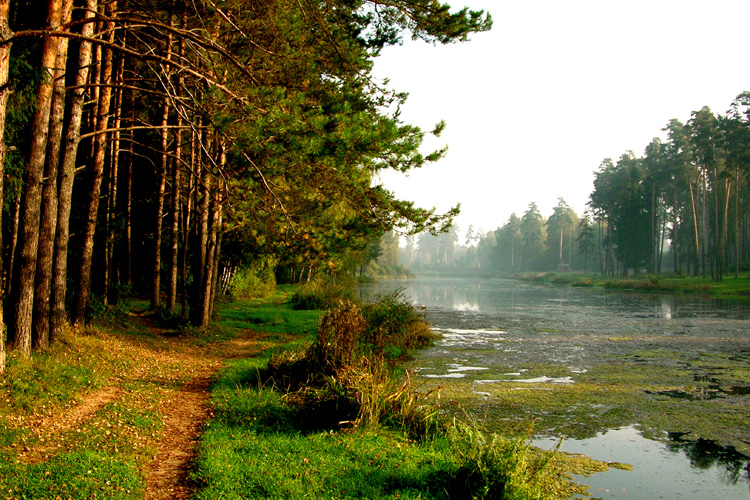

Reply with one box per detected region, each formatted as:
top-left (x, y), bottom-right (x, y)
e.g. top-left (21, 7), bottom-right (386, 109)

top-left (358, 276), bottom-right (750, 499)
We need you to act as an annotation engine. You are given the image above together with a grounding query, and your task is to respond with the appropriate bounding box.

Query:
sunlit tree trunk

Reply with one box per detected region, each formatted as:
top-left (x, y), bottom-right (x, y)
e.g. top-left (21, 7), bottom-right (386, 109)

top-left (8, 0), bottom-right (63, 355)
top-left (167, 114), bottom-right (183, 313)
top-left (5, 196), bottom-right (19, 298)
top-left (33, 0), bottom-right (73, 350)
top-left (167, 26), bottom-right (186, 314)
top-left (180, 118), bottom-right (198, 319)
top-left (74, 0), bottom-right (116, 324)
top-left (51, 0), bottom-right (97, 338)
top-left (0, 0), bottom-right (12, 372)
top-left (104, 53), bottom-right (125, 304)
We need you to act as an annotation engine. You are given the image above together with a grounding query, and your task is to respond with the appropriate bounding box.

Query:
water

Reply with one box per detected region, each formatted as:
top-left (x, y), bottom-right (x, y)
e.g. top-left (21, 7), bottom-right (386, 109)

top-left (358, 276), bottom-right (750, 499)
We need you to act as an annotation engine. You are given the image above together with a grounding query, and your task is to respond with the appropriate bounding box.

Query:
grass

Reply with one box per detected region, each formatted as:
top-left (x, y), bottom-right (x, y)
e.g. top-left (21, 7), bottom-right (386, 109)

top-left (512, 271), bottom-right (750, 299)
top-left (0, 286), bottom-right (621, 499)
top-left (192, 356), bottom-right (615, 500)
top-left (0, 302), bottom-right (205, 499)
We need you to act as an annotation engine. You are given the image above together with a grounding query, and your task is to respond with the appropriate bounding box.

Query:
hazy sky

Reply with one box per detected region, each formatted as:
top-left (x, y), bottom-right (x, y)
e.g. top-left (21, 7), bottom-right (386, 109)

top-left (372, 0), bottom-right (750, 239)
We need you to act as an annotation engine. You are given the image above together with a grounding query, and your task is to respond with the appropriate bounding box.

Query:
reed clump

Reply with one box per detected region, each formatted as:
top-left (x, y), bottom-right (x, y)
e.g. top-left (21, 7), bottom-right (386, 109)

top-left (264, 296), bottom-right (441, 437)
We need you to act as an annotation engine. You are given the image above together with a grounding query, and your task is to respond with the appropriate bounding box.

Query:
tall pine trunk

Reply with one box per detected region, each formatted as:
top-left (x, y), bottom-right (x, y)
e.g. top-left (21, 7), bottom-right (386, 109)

top-left (8, 0), bottom-right (63, 355)
top-left (167, 28), bottom-right (186, 314)
top-left (51, 0), bottom-right (97, 338)
top-left (74, 1), bottom-right (116, 324)
top-left (150, 99), bottom-right (169, 310)
top-left (180, 118), bottom-right (198, 319)
top-left (0, 0), bottom-right (12, 372)
top-left (33, 0), bottom-right (73, 349)
top-left (104, 53), bottom-right (124, 304)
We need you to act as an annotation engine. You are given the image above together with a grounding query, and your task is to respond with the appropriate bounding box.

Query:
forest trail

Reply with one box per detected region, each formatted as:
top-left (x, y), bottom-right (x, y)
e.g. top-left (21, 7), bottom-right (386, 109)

top-left (7, 325), bottom-right (275, 499)
top-left (142, 330), bottom-right (274, 499)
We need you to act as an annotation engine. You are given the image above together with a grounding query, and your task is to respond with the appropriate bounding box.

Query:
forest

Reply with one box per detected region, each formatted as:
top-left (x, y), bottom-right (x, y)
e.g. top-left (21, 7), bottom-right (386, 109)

top-left (0, 0), bottom-right (491, 373)
top-left (407, 98), bottom-right (750, 278)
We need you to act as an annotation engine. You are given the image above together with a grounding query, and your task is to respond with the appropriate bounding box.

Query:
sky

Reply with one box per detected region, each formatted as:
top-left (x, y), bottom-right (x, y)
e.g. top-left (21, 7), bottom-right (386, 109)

top-left (372, 0), bottom-right (750, 240)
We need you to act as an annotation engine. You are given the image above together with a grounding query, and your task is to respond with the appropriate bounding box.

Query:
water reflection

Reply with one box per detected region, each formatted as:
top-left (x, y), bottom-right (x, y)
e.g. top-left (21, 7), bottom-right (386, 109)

top-left (357, 276), bottom-right (750, 500)
top-left (667, 433), bottom-right (750, 485)
top-left (534, 427), bottom-right (750, 500)
top-left (358, 276), bottom-right (750, 338)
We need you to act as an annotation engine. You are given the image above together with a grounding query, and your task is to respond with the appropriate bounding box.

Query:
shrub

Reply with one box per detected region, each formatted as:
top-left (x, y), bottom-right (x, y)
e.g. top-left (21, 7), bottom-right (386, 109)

top-left (229, 260), bottom-right (276, 300)
top-left (307, 300), bottom-right (366, 374)
top-left (263, 298), bottom-right (441, 435)
top-left (290, 277), bottom-right (354, 310)
top-left (361, 290), bottom-right (437, 360)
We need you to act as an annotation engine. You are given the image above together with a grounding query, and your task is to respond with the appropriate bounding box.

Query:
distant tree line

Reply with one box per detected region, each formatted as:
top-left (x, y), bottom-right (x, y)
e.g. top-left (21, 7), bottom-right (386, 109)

top-left (0, 0), bottom-right (491, 372)
top-left (409, 94), bottom-right (750, 278)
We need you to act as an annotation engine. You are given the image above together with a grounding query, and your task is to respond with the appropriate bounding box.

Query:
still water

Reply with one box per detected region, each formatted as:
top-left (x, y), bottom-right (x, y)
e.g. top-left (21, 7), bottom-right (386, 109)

top-left (358, 276), bottom-right (750, 500)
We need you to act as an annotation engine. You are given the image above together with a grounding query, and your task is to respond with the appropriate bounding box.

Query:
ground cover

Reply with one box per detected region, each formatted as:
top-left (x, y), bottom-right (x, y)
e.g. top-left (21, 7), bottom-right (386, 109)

top-left (510, 271), bottom-right (750, 299)
top-left (0, 298), bottom-right (288, 500)
top-left (1, 289), bottom-right (626, 500)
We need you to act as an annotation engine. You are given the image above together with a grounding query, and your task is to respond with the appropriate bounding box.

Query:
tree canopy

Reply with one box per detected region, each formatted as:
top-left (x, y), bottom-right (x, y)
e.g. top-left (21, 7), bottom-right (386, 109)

top-left (0, 0), bottom-right (491, 370)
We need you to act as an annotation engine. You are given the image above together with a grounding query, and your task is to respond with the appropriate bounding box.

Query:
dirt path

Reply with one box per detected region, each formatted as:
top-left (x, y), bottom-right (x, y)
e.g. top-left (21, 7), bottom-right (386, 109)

top-left (143, 368), bottom-right (214, 500)
top-left (7, 327), bottom-right (273, 499)
top-left (142, 331), bottom-right (270, 499)
top-left (17, 385), bottom-right (124, 464)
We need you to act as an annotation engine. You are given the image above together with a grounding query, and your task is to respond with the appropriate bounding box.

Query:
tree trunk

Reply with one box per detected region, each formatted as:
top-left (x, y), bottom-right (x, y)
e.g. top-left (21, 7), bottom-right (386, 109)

top-left (0, 0), bottom-right (12, 372)
top-left (736, 166), bottom-right (740, 278)
top-left (200, 190), bottom-right (223, 327)
top-left (5, 195), bottom-right (20, 298)
top-left (167, 117), bottom-right (183, 313)
top-left (51, 0), bottom-right (97, 338)
top-left (151, 21), bottom-right (175, 311)
top-left (74, 1), bottom-right (116, 324)
top-left (104, 52), bottom-right (124, 305)
top-left (125, 102), bottom-right (134, 286)
top-left (688, 181), bottom-right (701, 277)
top-left (150, 99), bottom-right (170, 310)
top-left (33, 0), bottom-right (73, 350)
top-left (190, 131), bottom-right (212, 324)
top-left (167, 24), bottom-right (186, 314)
top-left (180, 118), bottom-right (198, 319)
top-left (8, 0), bottom-right (63, 356)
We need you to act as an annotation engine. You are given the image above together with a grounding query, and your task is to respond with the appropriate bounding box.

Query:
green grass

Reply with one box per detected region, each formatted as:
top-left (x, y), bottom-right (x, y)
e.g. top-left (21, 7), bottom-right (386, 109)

top-left (512, 272), bottom-right (750, 299)
top-left (0, 450), bottom-right (143, 499)
top-left (0, 286), bottom-right (623, 499)
top-left (219, 299), bottom-right (322, 336)
top-left (192, 355), bottom-right (612, 500)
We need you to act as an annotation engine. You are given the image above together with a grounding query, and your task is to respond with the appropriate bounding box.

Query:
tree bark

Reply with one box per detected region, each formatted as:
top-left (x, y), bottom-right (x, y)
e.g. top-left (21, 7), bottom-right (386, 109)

top-left (8, 0), bottom-right (63, 356)
top-left (180, 118), bottom-right (198, 319)
top-left (104, 52), bottom-right (125, 305)
top-left (0, 0), bottom-right (12, 372)
top-left (51, 0), bottom-right (97, 338)
top-left (74, 0), bottom-right (116, 324)
top-left (167, 115), bottom-right (183, 313)
top-left (33, 0), bottom-right (73, 350)
top-left (167, 23), bottom-right (186, 314)
top-left (150, 99), bottom-right (170, 310)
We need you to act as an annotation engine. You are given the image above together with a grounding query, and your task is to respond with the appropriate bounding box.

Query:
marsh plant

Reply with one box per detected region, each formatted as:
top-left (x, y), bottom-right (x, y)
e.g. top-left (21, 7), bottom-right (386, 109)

top-left (265, 296), bottom-right (441, 435)
top-left (290, 277), bottom-right (355, 310)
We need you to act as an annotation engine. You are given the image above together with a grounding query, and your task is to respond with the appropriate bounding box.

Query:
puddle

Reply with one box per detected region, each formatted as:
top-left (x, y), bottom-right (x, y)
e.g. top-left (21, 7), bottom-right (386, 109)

top-left (533, 426), bottom-right (750, 500)
top-left (475, 375), bottom-right (575, 385)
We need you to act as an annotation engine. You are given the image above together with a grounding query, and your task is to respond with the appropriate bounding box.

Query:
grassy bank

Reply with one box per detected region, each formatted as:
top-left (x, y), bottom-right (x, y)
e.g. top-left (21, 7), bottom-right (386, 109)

top-left (510, 271), bottom-right (750, 299)
top-left (0, 288), bottom-right (621, 499)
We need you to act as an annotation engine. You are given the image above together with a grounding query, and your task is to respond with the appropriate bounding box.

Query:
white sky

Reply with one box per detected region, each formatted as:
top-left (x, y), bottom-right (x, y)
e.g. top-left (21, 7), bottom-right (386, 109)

top-left (372, 0), bottom-right (750, 239)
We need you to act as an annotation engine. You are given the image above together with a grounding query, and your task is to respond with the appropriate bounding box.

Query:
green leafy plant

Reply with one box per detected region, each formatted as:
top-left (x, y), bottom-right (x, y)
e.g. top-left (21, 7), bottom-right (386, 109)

top-left (290, 277), bottom-right (354, 310)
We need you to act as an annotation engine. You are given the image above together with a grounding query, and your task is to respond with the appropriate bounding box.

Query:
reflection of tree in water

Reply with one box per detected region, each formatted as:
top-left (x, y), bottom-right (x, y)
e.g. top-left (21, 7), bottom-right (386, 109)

top-left (667, 433), bottom-right (750, 485)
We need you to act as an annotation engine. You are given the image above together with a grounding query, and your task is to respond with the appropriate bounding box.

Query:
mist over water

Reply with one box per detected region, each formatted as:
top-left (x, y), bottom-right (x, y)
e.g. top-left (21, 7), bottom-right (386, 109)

top-left (358, 276), bottom-right (750, 500)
